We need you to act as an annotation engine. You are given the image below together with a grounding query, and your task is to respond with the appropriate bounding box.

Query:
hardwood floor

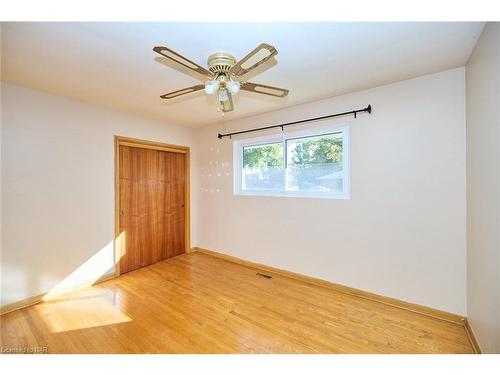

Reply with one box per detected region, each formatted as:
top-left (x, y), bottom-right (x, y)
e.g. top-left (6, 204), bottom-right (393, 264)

top-left (0, 252), bottom-right (474, 354)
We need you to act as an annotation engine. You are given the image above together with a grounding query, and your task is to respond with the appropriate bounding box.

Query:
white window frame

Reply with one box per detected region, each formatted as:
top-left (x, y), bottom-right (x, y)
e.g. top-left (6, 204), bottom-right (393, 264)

top-left (233, 123), bottom-right (350, 199)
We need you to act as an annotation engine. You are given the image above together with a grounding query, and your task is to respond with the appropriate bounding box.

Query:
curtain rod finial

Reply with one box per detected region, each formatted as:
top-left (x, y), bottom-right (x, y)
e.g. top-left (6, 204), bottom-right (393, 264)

top-left (367, 105), bottom-right (372, 114)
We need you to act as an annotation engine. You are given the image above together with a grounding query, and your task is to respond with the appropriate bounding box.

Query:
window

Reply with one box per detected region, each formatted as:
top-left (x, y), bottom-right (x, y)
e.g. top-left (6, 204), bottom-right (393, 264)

top-left (243, 142), bottom-right (283, 191)
top-left (234, 124), bottom-right (350, 199)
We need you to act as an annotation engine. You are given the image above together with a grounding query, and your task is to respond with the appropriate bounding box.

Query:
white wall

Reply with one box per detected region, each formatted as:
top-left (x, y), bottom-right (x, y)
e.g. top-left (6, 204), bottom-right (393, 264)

top-left (196, 68), bottom-right (467, 315)
top-left (0, 82), bottom-right (197, 306)
top-left (466, 23), bottom-right (500, 354)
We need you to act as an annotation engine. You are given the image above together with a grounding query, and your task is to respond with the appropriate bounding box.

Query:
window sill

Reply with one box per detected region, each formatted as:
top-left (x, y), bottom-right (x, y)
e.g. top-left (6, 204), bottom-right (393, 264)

top-left (234, 190), bottom-right (351, 200)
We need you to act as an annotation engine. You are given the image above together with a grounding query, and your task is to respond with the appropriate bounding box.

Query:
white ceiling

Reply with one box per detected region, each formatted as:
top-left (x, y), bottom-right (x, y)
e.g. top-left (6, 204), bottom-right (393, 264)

top-left (1, 22), bottom-right (484, 128)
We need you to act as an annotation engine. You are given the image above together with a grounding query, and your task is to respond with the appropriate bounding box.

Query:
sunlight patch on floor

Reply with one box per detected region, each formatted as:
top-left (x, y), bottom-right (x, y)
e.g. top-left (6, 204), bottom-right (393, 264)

top-left (36, 289), bottom-right (131, 333)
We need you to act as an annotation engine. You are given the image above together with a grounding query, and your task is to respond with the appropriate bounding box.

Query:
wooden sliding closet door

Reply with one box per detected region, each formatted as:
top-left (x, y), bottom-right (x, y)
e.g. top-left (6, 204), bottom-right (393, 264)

top-left (118, 143), bottom-right (187, 274)
top-left (157, 151), bottom-right (186, 261)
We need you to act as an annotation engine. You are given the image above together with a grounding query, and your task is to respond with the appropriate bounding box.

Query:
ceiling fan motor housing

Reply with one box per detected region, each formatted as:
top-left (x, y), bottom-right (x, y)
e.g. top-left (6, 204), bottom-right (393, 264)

top-left (207, 52), bottom-right (237, 76)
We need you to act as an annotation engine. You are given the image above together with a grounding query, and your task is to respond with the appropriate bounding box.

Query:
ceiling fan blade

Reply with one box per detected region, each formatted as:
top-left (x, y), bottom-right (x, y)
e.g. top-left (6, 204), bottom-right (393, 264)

top-left (153, 46), bottom-right (211, 77)
top-left (241, 82), bottom-right (289, 98)
top-left (160, 84), bottom-right (205, 99)
top-left (229, 43), bottom-right (277, 77)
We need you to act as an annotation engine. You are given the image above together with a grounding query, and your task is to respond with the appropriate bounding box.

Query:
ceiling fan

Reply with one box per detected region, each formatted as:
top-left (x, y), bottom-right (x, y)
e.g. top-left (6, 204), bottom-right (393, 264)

top-left (153, 43), bottom-right (289, 113)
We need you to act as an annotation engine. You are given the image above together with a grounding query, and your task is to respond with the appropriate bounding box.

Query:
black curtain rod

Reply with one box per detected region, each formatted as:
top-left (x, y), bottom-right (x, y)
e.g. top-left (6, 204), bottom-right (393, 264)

top-left (217, 105), bottom-right (372, 139)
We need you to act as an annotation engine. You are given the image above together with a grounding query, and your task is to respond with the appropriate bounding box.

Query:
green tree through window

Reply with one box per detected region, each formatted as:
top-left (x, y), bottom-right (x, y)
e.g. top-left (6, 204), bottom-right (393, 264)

top-left (289, 135), bottom-right (342, 167)
top-left (243, 143), bottom-right (283, 168)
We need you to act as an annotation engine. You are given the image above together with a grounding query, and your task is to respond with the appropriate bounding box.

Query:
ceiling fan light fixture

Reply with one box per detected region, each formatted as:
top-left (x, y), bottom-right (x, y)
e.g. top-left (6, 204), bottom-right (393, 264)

top-left (226, 80), bottom-right (240, 94)
top-left (204, 80), bottom-right (220, 94)
top-left (218, 89), bottom-right (229, 102)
